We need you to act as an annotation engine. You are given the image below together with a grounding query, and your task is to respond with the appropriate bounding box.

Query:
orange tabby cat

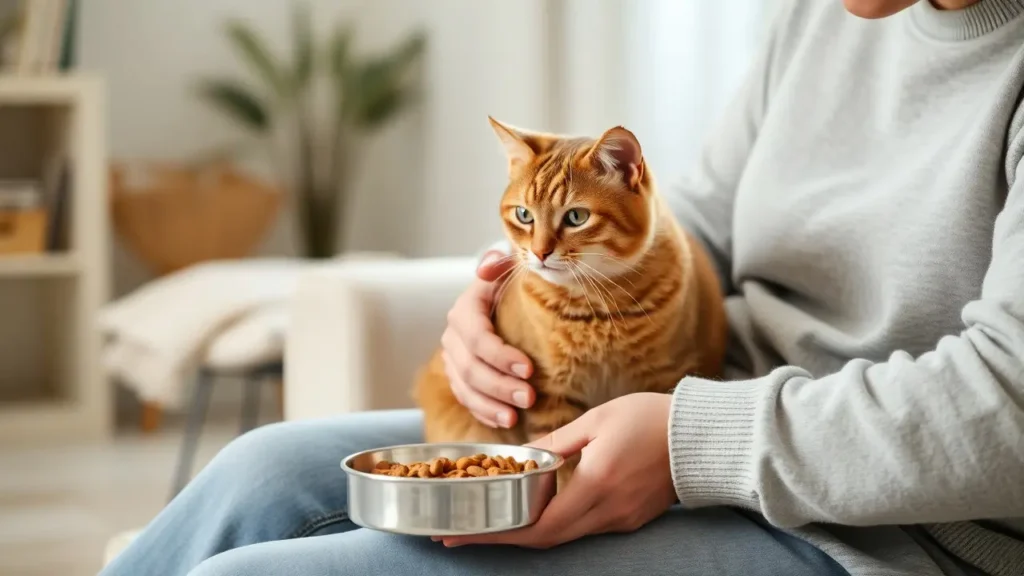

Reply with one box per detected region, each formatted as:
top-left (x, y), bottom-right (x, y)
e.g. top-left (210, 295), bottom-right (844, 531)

top-left (414, 118), bottom-right (728, 487)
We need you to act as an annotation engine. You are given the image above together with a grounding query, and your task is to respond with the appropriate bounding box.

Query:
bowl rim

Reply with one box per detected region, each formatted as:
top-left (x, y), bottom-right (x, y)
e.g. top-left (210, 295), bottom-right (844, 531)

top-left (340, 441), bottom-right (565, 483)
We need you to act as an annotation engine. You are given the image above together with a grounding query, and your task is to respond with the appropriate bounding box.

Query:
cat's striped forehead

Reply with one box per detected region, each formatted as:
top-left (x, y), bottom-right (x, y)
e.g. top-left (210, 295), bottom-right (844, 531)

top-left (519, 137), bottom-right (594, 206)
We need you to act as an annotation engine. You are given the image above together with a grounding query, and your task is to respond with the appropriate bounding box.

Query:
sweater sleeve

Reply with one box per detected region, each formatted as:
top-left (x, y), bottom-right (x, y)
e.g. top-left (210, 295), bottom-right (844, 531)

top-left (668, 155), bottom-right (1024, 528)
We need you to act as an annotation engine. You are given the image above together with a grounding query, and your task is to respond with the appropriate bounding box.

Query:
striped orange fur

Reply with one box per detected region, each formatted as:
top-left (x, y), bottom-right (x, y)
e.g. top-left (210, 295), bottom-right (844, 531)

top-left (414, 118), bottom-right (728, 489)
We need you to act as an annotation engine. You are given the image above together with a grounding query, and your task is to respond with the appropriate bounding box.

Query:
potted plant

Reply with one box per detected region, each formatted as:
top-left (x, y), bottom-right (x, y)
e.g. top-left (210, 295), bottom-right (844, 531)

top-left (199, 3), bottom-right (426, 258)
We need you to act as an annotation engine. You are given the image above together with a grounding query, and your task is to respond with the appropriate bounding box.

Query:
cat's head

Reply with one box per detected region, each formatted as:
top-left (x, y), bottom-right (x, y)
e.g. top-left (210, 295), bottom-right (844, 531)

top-left (489, 117), bottom-right (657, 286)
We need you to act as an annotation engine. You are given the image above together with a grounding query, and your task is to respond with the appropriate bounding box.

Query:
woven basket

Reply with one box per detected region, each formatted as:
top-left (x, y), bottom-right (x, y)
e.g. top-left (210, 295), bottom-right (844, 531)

top-left (110, 162), bottom-right (283, 275)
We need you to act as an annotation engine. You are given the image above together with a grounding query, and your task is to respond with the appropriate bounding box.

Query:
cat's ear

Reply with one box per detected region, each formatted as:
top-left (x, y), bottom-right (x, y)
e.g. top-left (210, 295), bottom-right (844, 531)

top-left (584, 126), bottom-right (645, 191)
top-left (488, 116), bottom-right (546, 173)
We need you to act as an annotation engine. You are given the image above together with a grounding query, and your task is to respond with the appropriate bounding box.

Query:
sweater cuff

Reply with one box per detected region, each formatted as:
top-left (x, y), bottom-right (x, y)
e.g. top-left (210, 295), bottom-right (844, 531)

top-left (668, 376), bottom-right (763, 510)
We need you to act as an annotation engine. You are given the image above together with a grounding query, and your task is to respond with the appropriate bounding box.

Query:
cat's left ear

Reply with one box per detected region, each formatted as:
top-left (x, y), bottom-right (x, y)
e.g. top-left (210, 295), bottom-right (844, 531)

top-left (584, 126), bottom-right (645, 191)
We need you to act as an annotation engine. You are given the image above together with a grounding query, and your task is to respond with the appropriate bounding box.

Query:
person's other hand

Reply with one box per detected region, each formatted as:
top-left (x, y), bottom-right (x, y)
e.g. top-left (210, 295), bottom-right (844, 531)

top-left (440, 392), bottom-right (678, 548)
top-left (441, 249), bottom-right (535, 428)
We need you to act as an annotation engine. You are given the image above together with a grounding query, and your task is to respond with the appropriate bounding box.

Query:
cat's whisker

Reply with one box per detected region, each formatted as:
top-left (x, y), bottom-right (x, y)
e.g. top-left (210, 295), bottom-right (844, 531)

top-left (574, 262), bottom-right (626, 327)
top-left (489, 256), bottom-right (524, 288)
top-left (564, 252), bottom-right (643, 284)
top-left (490, 263), bottom-right (527, 318)
top-left (568, 252), bottom-right (645, 278)
top-left (571, 261), bottom-right (623, 338)
top-left (576, 260), bottom-right (653, 325)
top-left (566, 262), bottom-right (599, 322)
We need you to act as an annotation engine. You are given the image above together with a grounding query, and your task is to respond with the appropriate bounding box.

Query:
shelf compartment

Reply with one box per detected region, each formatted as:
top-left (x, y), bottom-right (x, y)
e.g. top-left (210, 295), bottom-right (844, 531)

top-left (0, 253), bottom-right (78, 277)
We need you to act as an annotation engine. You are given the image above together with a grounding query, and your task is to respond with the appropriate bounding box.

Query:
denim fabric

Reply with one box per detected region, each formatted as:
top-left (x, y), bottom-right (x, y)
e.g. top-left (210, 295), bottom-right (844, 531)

top-left (99, 410), bottom-right (847, 576)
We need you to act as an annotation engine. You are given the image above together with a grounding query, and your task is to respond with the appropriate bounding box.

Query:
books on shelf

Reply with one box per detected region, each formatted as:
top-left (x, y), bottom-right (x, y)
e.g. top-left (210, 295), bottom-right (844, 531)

top-left (0, 155), bottom-right (71, 254)
top-left (2, 0), bottom-right (77, 76)
top-left (0, 179), bottom-right (46, 254)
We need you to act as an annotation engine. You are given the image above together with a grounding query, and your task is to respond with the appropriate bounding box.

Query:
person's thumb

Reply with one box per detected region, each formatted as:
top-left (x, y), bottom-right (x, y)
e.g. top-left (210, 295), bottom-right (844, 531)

top-left (526, 411), bottom-right (595, 457)
top-left (476, 250), bottom-right (514, 282)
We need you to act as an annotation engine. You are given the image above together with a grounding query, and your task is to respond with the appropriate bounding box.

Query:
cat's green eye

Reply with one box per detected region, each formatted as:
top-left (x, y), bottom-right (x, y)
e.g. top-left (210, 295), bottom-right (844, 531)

top-left (564, 208), bottom-right (590, 227)
top-left (515, 206), bottom-right (534, 225)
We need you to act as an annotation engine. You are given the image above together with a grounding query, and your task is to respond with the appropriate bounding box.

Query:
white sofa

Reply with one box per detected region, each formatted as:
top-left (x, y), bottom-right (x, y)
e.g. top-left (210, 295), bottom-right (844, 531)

top-left (283, 256), bottom-right (477, 421)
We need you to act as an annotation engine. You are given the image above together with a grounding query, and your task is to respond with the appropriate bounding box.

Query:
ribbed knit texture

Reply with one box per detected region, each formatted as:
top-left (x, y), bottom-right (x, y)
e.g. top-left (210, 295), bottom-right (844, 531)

top-left (663, 1), bottom-right (1024, 575)
top-left (668, 377), bottom-right (762, 510)
top-left (911, 0), bottom-right (1024, 40)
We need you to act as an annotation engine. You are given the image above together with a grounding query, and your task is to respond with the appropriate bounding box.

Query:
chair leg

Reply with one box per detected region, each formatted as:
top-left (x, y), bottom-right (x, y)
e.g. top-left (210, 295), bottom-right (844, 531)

top-left (140, 402), bottom-right (163, 433)
top-left (239, 374), bottom-right (262, 435)
top-left (274, 378), bottom-right (284, 421)
top-left (169, 369), bottom-right (214, 502)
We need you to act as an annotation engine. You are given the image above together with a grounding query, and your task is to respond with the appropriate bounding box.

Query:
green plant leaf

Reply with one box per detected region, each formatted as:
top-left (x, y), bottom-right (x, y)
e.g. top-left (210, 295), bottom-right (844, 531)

top-left (356, 86), bottom-right (408, 130)
top-left (225, 20), bottom-right (292, 98)
top-left (392, 31), bottom-right (427, 71)
top-left (292, 2), bottom-right (314, 90)
top-left (329, 23), bottom-right (355, 84)
top-left (341, 31), bottom-right (426, 131)
top-left (198, 80), bottom-right (270, 132)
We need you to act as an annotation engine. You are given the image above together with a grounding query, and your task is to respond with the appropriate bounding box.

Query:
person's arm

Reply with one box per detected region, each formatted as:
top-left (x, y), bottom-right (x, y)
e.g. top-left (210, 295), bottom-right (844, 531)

top-left (669, 154), bottom-right (1024, 527)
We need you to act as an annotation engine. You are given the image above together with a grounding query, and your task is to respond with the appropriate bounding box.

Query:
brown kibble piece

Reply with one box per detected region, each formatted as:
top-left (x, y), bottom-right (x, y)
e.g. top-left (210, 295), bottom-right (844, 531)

top-left (429, 459), bottom-right (445, 477)
top-left (374, 454), bottom-right (540, 480)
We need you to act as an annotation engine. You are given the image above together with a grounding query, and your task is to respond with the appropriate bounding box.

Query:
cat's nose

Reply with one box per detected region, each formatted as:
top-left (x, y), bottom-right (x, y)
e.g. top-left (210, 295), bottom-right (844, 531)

top-left (532, 248), bottom-right (554, 262)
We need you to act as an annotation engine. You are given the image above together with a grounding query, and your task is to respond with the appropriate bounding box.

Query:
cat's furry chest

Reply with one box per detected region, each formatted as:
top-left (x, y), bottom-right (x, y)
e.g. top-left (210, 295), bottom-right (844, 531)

top-left (497, 296), bottom-right (649, 408)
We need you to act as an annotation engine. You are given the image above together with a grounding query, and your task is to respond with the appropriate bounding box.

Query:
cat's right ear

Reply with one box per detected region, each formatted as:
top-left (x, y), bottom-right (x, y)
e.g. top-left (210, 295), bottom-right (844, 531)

top-left (488, 117), bottom-right (543, 174)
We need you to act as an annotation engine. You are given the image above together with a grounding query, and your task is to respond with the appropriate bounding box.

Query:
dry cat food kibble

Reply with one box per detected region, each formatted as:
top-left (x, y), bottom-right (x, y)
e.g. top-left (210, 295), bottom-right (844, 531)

top-left (370, 453), bottom-right (540, 479)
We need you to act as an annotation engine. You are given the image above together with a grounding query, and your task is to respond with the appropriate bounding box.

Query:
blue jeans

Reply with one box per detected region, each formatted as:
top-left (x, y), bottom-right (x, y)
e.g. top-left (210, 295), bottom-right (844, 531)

top-left (99, 410), bottom-right (848, 576)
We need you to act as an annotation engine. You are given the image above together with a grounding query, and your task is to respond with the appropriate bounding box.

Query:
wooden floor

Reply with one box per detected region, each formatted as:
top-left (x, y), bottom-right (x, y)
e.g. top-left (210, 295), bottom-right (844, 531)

top-left (0, 425), bottom-right (237, 576)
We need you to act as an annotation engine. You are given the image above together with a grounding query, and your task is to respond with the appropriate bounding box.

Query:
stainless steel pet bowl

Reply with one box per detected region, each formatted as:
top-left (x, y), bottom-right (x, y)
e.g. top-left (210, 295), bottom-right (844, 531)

top-left (341, 442), bottom-right (563, 536)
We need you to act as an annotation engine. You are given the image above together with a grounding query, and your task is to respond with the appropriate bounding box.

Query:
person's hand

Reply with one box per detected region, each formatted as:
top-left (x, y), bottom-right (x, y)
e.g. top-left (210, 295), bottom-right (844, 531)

top-left (441, 249), bottom-right (536, 428)
top-left (440, 392), bottom-right (678, 549)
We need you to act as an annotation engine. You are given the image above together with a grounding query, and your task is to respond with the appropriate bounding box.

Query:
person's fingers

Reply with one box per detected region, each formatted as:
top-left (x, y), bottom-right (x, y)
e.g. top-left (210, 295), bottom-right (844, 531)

top-left (442, 350), bottom-right (510, 428)
top-left (476, 250), bottom-right (517, 282)
top-left (441, 328), bottom-right (530, 406)
top-left (526, 409), bottom-right (598, 457)
top-left (448, 299), bottom-right (533, 382)
top-left (443, 472), bottom-right (603, 548)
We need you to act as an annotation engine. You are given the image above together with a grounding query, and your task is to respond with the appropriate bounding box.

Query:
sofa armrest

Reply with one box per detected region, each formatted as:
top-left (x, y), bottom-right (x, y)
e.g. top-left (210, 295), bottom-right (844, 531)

top-left (284, 257), bottom-right (476, 421)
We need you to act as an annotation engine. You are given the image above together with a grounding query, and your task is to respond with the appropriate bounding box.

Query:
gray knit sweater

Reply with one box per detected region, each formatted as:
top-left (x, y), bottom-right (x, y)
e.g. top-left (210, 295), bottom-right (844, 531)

top-left (666, 1), bottom-right (1024, 575)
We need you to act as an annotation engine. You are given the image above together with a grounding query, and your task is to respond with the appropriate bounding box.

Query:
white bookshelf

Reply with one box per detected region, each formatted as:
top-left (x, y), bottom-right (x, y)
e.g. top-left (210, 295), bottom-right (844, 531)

top-left (0, 74), bottom-right (110, 444)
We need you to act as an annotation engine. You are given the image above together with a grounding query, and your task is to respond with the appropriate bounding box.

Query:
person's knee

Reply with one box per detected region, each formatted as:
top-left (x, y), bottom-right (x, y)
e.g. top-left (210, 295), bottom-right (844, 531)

top-left (216, 420), bottom-right (313, 468)
top-left (188, 421), bottom-right (322, 502)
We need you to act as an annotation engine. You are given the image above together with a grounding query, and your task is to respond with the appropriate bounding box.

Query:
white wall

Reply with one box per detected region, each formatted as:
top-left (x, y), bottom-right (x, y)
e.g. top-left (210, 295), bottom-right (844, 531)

top-left (80, 0), bottom-right (553, 295)
top-left (81, 0), bottom-right (765, 296)
top-left (624, 0), bottom-right (763, 189)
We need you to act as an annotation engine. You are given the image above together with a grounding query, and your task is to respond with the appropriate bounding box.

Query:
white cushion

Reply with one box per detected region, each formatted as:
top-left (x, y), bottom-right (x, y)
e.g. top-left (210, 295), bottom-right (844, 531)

top-left (103, 529), bottom-right (141, 566)
top-left (203, 304), bottom-right (288, 371)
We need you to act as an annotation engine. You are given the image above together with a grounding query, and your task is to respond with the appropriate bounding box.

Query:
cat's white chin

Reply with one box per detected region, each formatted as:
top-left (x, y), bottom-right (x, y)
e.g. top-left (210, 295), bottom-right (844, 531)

top-left (529, 265), bottom-right (574, 286)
